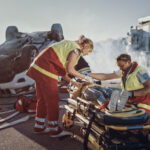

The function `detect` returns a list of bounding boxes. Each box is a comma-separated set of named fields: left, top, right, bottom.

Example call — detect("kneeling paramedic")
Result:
left=90, top=53, right=150, bottom=114
left=26, top=35, right=93, bottom=137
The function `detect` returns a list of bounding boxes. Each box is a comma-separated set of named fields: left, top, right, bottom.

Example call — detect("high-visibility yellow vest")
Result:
left=31, top=40, right=82, bottom=80
left=121, top=66, right=147, bottom=91
left=120, top=66, right=150, bottom=113
left=51, top=40, right=82, bottom=68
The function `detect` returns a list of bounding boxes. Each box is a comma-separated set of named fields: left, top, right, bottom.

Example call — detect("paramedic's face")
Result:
left=117, top=60, right=131, bottom=72
left=82, top=44, right=93, bottom=56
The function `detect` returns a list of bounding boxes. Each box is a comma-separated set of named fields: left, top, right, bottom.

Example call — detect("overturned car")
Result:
left=0, top=24, right=91, bottom=97
left=0, top=24, right=64, bottom=97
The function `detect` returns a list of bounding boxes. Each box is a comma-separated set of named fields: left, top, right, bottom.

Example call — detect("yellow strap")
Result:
left=105, top=109, right=146, bottom=118
left=138, top=103, right=150, bottom=110
left=32, top=64, right=58, bottom=80
left=105, top=124, right=150, bottom=131
left=88, top=134, right=101, bottom=150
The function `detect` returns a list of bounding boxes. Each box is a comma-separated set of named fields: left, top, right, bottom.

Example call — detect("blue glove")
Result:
left=82, top=72, right=90, bottom=77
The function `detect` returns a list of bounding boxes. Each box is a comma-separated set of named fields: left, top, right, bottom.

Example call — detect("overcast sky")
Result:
left=0, top=0, right=150, bottom=43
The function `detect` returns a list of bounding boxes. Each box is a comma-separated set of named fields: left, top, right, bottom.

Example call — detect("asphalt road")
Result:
left=0, top=93, right=89, bottom=150
left=0, top=82, right=121, bottom=150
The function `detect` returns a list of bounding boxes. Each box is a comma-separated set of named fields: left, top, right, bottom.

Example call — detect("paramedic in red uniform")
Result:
left=90, top=53, right=150, bottom=114
left=26, top=35, right=93, bottom=137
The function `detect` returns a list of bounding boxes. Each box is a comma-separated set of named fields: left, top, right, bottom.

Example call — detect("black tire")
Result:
left=6, top=26, right=19, bottom=41
left=47, top=23, right=64, bottom=42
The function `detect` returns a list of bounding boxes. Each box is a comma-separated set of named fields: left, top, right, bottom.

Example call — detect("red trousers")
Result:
left=129, top=94, right=150, bottom=114
left=35, top=72, right=59, bottom=121
left=26, top=47, right=66, bottom=130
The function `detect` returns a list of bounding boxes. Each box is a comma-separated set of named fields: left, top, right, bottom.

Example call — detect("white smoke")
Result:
left=84, top=38, right=127, bottom=73
left=126, top=48, right=150, bottom=72
left=84, top=37, right=150, bottom=74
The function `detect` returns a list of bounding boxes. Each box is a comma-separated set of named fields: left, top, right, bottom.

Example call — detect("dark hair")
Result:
left=116, top=53, right=131, bottom=62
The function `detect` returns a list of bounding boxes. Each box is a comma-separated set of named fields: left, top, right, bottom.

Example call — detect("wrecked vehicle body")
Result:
left=0, top=24, right=64, bottom=97
left=0, top=24, right=91, bottom=97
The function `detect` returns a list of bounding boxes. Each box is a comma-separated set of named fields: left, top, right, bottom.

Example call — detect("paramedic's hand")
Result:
left=84, top=76, right=93, bottom=83
left=70, top=80, right=82, bottom=88
left=73, top=82, right=82, bottom=88
left=76, top=82, right=83, bottom=88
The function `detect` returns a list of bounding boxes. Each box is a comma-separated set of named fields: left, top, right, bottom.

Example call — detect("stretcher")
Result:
left=62, top=83, right=150, bottom=150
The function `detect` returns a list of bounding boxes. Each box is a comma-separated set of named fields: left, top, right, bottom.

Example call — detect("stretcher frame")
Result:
left=63, top=96, right=150, bottom=150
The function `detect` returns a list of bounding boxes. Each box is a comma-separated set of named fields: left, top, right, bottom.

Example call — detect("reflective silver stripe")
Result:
left=18, top=99, right=22, bottom=105
left=49, top=126, right=58, bottom=131
left=28, top=109, right=36, bottom=113
left=35, top=117, right=45, bottom=122
left=78, top=67, right=91, bottom=73
left=34, top=123, right=44, bottom=129
left=48, top=121, right=58, bottom=125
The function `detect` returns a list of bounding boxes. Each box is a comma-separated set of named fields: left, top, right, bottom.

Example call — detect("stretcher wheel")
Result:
left=62, top=112, right=73, bottom=128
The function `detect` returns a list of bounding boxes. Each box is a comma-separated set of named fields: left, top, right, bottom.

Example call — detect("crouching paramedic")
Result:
left=90, top=53, right=150, bottom=114
left=26, top=35, right=93, bottom=137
